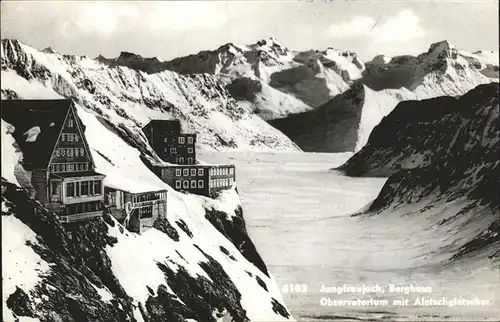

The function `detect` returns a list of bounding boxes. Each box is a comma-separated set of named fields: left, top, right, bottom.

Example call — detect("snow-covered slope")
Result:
left=1, top=38, right=299, bottom=152
left=270, top=84, right=416, bottom=152
left=100, top=37, right=365, bottom=111
left=1, top=99, right=294, bottom=321
left=355, top=85, right=416, bottom=150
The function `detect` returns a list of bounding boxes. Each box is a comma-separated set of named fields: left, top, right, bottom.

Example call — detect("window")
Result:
left=164, top=138, right=168, bottom=143
left=188, top=147, right=193, bottom=153
left=178, top=137, right=185, bottom=144
left=170, top=147, right=177, bottom=154
left=69, top=149, right=74, bottom=157
left=67, top=182, right=75, bottom=197
left=190, top=180, right=196, bottom=188
left=75, top=182, right=80, bottom=197
left=175, top=180, right=181, bottom=189
left=229, top=178, right=234, bottom=185
left=61, top=134, right=65, bottom=142
left=81, top=181, right=89, bottom=196
left=51, top=182, right=58, bottom=195
left=140, top=206, right=153, bottom=219
left=188, top=157, right=193, bottom=164
left=178, top=157, right=184, bottom=164
left=75, top=134, right=79, bottom=142
left=175, top=169, right=182, bottom=176
left=230, top=168, right=234, bottom=175
left=61, top=149, right=66, bottom=157
left=55, top=149, right=60, bottom=157
left=187, top=137, right=193, bottom=144
left=68, top=118, right=74, bottom=127
left=190, top=169, right=196, bottom=176
left=183, top=169, right=189, bottom=176
left=198, top=180, right=204, bottom=188
left=80, top=148, right=84, bottom=156
left=75, top=149, right=80, bottom=157
left=68, top=134, right=73, bottom=142
left=68, top=164, right=74, bottom=172
left=198, top=169, right=204, bottom=176
left=94, top=180, right=101, bottom=195
left=84, top=163, right=89, bottom=170
left=183, top=181, right=189, bottom=189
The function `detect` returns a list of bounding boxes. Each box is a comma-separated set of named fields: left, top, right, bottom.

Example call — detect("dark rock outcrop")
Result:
left=205, top=205, right=270, bottom=277
left=1, top=180, right=135, bottom=321
left=269, top=83, right=365, bottom=152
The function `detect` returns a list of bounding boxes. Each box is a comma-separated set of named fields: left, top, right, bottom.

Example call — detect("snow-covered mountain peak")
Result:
left=253, top=37, right=289, bottom=57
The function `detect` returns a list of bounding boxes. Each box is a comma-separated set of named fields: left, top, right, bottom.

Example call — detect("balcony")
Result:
left=132, top=199, right=165, bottom=209
left=59, top=211, right=103, bottom=224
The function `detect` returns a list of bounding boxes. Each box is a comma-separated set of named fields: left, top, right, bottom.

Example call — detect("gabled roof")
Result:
left=1, top=99, right=72, bottom=169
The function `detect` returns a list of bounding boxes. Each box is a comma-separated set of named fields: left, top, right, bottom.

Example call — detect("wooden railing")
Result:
left=132, top=199, right=165, bottom=209
left=59, top=211, right=103, bottom=224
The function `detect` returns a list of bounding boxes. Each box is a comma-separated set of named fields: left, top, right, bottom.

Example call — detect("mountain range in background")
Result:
left=2, top=37, right=498, bottom=154
left=1, top=35, right=499, bottom=322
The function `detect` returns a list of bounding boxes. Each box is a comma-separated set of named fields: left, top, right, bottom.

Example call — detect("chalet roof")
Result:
left=1, top=99, right=72, bottom=169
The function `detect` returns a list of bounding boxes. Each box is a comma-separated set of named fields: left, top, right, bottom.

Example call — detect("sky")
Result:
left=1, top=1, right=498, bottom=62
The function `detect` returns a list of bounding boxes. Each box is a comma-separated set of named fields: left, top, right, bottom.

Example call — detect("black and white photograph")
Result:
left=1, top=1, right=499, bottom=321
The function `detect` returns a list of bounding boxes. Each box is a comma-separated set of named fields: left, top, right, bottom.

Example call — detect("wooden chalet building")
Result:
left=143, top=120, right=196, bottom=165
left=105, top=185, right=167, bottom=234
left=1, top=99, right=106, bottom=223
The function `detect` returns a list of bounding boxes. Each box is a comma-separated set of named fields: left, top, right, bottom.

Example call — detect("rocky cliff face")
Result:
left=340, top=83, right=499, bottom=262
left=272, top=41, right=498, bottom=152
left=1, top=38, right=299, bottom=152
left=339, top=83, right=499, bottom=178
left=2, top=180, right=292, bottom=322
